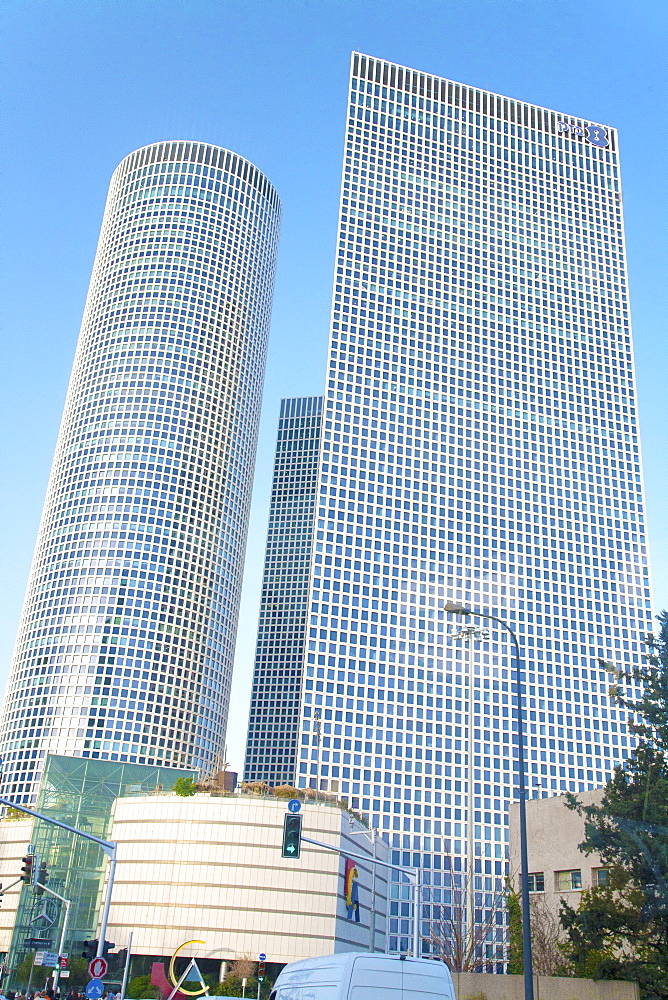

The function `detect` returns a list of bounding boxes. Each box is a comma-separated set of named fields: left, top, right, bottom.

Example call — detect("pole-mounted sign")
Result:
left=89, top=956, right=108, bottom=980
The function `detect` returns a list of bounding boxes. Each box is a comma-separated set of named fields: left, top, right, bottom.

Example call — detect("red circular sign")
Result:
left=88, top=957, right=108, bottom=979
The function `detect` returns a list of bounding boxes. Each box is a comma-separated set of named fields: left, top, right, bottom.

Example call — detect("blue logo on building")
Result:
left=585, top=123, right=609, bottom=148
left=558, top=120, right=609, bottom=148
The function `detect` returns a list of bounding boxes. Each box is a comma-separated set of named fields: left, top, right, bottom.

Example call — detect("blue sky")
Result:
left=1, top=0, right=665, bottom=772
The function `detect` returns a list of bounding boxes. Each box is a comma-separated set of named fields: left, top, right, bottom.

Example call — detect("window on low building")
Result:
left=555, top=869, right=582, bottom=891
left=527, top=872, right=545, bottom=892
left=592, top=867, right=608, bottom=887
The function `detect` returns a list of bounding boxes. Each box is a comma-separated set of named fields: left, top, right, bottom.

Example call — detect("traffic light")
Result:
left=34, top=861, right=48, bottom=895
left=20, top=854, right=34, bottom=884
left=81, top=940, right=98, bottom=961
left=257, top=961, right=266, bottom=982
left=281, top=813, right=302, bottom=858
left=102, top=940, right=116, bottom=956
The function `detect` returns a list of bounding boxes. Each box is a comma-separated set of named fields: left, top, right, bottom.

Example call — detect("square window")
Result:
left=555, top=869, right=582, bottom=891
left=592, top=867, right=608, bottom=887
left=527, top=872, right=545, bottom=893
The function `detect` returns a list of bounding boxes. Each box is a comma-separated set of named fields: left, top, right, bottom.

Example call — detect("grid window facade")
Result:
left=244, top=397, right=323, bottom=786
left=0, top=142, right=281, bottom=801
left=294, top=53, right=653, bottom=962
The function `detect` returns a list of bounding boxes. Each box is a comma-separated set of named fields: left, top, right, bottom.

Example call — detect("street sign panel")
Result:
left=34, top=953, right=45, bottom=967
left=287, top=799, right=301, bottom=813
left=59, top=971, right=70, bottom=978
left=259, top=953, right=266, bottom=961
left=88, top=956, right=108, bottom=979
left=42, top=952, right=59, bottom=968
left=86, top=979, right=105, bottom=999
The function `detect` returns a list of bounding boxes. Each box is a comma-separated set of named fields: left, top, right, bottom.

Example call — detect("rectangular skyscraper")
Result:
left=243, top=54, right=651, bottom=971
left=250, top=53, right=653, bottom=961
left=245, top=397, right=323, bottom=786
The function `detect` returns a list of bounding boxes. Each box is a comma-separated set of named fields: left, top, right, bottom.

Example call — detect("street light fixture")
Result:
left=444, top=603, right=533, bottom=1000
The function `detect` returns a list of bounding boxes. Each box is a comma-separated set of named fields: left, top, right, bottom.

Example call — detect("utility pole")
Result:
left=119, top=931, right=133, bottom=1000
left=313, top=709, right=322, bottom=803
left=38, top=884, right=71, bottom=993
left=448, top=622, right=488, bottom=966
left=445, top=604, right=534, bottom=1000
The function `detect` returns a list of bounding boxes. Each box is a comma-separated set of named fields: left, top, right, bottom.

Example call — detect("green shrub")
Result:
left=128, top=974, right=160, bottom=999
left=173, top=776, right=198, bottom=797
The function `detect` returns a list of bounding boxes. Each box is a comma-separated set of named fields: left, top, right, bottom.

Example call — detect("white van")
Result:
left=269, top=952, right=456, bottom=1000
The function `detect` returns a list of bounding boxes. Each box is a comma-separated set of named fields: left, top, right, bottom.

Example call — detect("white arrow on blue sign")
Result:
left=86, top=980, right=105, bottom=999
left=287, top=799, right=301, bottom=813
left=259, top=953, right=266, bottom=961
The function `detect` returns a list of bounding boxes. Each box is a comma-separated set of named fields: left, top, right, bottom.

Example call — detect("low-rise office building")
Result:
left=509, top=789, right=605, bottom=918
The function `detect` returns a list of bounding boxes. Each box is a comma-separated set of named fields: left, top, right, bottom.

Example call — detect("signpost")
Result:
left=257, top=954, right=266, bottom=1000
left=33, top=952, right=60, bottom=969
left=89, top=956, right=108, bottom=980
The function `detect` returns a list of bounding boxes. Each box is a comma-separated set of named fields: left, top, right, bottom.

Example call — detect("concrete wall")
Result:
left=453, top=972, right=638, bottom=1000
left=0, top=818, right=33, bottom=954
left=105, top=792, right=389, bottom=965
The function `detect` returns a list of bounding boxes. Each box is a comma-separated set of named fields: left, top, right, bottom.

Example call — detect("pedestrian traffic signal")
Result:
left=281, top=813, right=302, bottom=858
left=20, top=854, right=34, bottom=884
left=34, top=861, right=48, bottom=895
left=82, top=939, right=98, bottom=961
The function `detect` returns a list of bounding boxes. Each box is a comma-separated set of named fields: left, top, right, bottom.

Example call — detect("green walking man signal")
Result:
left=281, top=813, right=302, bottom=858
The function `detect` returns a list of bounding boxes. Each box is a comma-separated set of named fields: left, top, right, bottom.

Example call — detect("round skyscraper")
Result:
left=0, top=141, right=281, bottom=798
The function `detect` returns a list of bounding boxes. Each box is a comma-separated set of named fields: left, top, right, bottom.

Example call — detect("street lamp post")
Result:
left=313, top=709, right=322, bottom=802
left=444, top=604, right=533, bottom=1000
left=447, top=623, right=488, bottom=969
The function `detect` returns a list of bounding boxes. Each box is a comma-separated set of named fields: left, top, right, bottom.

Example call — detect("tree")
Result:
left=507, top=883, right=523, bottom=975
left=13, top=955, right=35, bottom=989
left=506, top=883, right=568, bottom=976
left=65, top=956, right=91, bottom=989
left=426, top=867, right=506, bottom=972
left=560, top=611, right=668, bottom=1000
left=128, top=974, right=160, bottom=999
left=529, top=895, right=569, bottom=976
left=173, top=776, right=198, bottom=797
